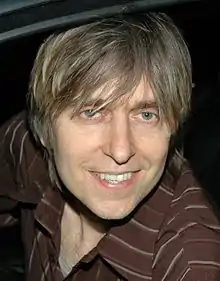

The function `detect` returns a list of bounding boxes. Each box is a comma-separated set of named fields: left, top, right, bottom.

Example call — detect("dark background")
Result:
left=0, top=0, right=220, bottom=280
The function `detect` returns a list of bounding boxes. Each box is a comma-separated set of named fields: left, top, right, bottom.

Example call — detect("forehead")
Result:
left=87, top=78, right=155, bottom=107
left=127, top=79, right=155, bottom=105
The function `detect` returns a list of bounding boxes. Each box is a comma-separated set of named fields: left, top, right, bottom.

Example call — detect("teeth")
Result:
left=97, top=172, right=132, bottom=183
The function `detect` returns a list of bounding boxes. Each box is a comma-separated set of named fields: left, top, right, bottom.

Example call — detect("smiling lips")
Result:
left=96, top=172, right=132, bottom=184
left=92, top=171, right=139, bottom=188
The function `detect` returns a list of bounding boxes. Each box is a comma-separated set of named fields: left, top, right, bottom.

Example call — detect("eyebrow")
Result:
left=82, top=99, right=106, bottom=108
left=82, top=99, right=158, bottom=111
left=132, top=100, right=158, bottom=110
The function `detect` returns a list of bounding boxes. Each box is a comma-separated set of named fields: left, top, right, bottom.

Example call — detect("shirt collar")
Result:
left=34, top=184, right=64, bottom=236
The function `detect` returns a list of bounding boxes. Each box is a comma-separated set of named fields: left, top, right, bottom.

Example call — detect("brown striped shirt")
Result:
left=1, top=111, right=220, bottom=281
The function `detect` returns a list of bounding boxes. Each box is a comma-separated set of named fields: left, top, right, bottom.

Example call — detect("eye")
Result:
left=80, top=109, right=101, bottom=119
left=141, top=111, right=158, bottom=122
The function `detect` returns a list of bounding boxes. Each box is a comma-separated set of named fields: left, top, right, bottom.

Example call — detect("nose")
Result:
left=103, top=114, right=135, bottom=165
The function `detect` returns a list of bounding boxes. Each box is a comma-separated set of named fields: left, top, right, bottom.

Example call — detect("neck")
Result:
left=77, top=200, right=108, bottom=243
left=61, top=197, right=109, bottom=251
left=60, top=193, right=110, bottom=269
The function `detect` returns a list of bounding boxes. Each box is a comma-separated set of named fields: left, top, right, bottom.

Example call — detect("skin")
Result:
left=52, top=79, right=171, bottom=221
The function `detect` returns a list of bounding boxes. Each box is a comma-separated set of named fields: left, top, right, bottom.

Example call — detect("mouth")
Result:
left=90, top=171, right=140, bottom=189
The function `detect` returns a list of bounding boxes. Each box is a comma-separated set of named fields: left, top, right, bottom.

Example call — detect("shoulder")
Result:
left=0, top=111, right=31, bottom=156
left=153, top=165, right=220, bottom=280
left=0, top=111, right=49, bottom=203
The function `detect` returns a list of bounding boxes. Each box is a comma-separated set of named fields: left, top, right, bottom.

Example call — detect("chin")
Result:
left=91, top=203, right=136, bottom=221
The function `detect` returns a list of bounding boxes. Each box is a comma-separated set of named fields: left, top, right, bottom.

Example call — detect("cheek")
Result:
left=137, top=132, right=170, bottom=162
left=53, top=124, right=105, bottom=163
left=52, top=130, right=86, bottom=186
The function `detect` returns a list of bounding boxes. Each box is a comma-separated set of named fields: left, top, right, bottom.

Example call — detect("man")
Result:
left=0, top=12, right=220, bottom=281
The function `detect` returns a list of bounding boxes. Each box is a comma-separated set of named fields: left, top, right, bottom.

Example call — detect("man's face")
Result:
left=52, top=80, right=171, bottom=220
